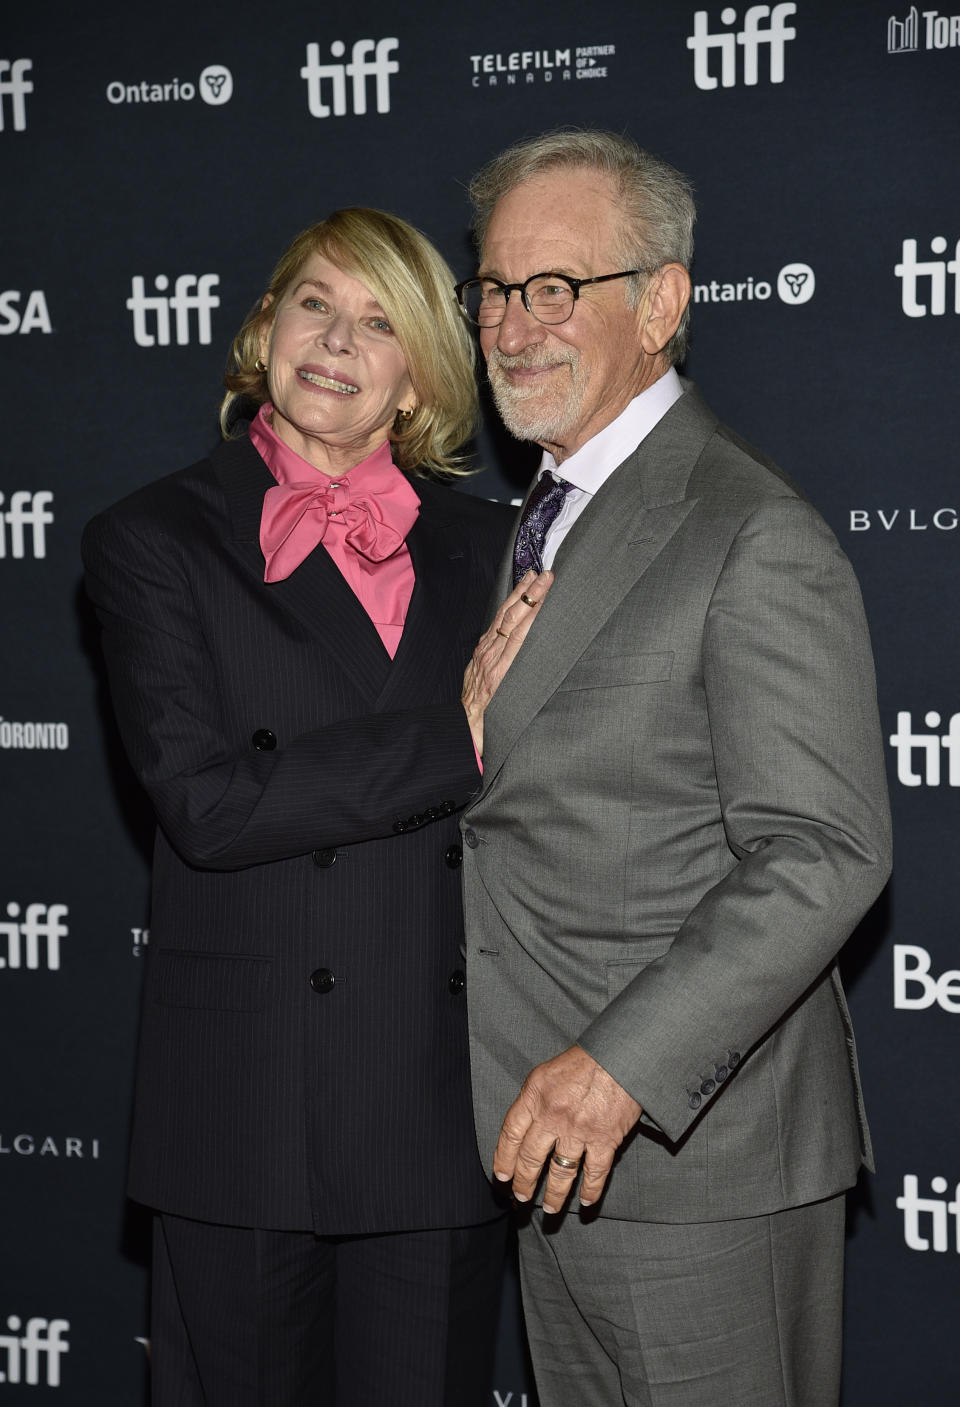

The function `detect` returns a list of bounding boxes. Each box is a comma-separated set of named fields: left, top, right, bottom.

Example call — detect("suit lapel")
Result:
left=480, top=386, right=717, bottom=782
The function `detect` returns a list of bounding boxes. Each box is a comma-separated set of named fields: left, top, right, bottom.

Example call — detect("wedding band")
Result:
left=551, top=1151, right=580, bottom=1170
left=496, top=627, right=510, bottom=638
left=520, top=593, right=537, bottom=607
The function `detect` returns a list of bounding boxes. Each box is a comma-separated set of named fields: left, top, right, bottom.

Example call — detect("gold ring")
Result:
left=496, top=628, right=510, bottom=638
left=550, top=1151, right=580, bottom=1170
left=520, top=593, right=537, bottom=607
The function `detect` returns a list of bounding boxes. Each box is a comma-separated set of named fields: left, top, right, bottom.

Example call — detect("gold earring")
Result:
left=255, top=357, right=268, bottom=372
left=398, top=407, right=414, bottom=422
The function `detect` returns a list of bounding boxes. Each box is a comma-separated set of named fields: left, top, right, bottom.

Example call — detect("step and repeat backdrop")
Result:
left=2, top=0, right=958, bottom=1400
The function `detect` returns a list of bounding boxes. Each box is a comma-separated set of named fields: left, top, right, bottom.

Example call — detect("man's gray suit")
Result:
left=463, top=383, right=891, bottom=1225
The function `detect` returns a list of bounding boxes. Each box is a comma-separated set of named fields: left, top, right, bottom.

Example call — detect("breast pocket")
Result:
left=557, top=651, right=674, bottom=692
left=150, top=949, right=273, bottom=1012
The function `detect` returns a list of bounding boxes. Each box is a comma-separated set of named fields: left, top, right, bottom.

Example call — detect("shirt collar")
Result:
left=540, top=367, right=685, bottom=494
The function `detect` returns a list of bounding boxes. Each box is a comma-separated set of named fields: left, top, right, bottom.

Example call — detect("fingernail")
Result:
left=514, top=1192, right=529, bottom=1203
left=543, top=1204, right=556, bottom=1214
left=494, top=1171, right=511, bottom=1182
left=579, top=1198, right=593, bottom=1207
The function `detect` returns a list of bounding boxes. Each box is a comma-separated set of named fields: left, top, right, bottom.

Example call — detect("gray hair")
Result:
left=469, top=128, right=695, bottom=364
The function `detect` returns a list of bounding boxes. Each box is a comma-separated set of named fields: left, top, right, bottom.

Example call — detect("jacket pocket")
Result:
left=557, top=651, right=674, bottom=692
left=150, top=949, right=273, bottom=1012
left=605, top=938, right=675, bottom=997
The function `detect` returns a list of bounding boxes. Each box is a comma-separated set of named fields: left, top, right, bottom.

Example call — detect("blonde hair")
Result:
left=221, top=208, right=477, bottom=477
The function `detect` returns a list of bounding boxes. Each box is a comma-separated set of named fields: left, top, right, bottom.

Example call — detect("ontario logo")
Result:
left=106, top=63, right=233, bottom=106
left=692, top=261, right=815, bottom=305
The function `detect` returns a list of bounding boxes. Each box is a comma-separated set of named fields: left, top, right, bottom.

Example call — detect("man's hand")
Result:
left=493, top=1045, right=643, bottom=1213
left=461, top=569, right=553, bottom=755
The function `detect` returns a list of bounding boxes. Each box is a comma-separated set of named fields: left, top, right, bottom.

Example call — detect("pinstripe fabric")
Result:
left=152, top=1212, right=506, bottom=1406
left=82, top=432, right=515, bottom=1235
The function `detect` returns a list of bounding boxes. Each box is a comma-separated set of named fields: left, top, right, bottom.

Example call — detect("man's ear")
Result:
left=638, top=264, right=691, bottom=356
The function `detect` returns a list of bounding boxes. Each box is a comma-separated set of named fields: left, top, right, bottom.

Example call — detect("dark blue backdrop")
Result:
left=2, top=1, right=958, bottom=1400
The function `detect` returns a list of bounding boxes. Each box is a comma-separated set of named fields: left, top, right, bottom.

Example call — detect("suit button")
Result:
left=439, top=800, right=456, bottom=816
left=700, top=1079, right=716, bottom=1096
left=424, top=807, right=440, bottom=821
left=463, top=828, right=479, bottom=848
left=715, top=1065, right=729, bottom=1082
left=309, top=968, right=335, bottom=994
left=729, top=1051, right=741, bottom=1067
left=392, top=819, right=408, bottom=833
left=312, top=848, right=337, bottom=868
left=252, top=729, right=276, bottom=751
left=445, top=844, right=463, bottom=869
left=448, top=969, right=466, bottom=995
left=688, top=1092, right=702, bottom=1110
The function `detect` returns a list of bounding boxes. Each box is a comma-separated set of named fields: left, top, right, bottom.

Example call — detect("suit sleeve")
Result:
left=82, top=508, right=481, bottom=871
left=578, top=495, right=892, bottom=1142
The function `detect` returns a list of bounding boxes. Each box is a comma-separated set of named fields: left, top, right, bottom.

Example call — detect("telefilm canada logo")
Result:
left=0, top=492, right=54, bottom=559
left=468, top=42, right=617, bottom=89
left=0, top=58, right=32, bottom=131
left=0, top=1316, right=69, bottom=1387
left=895, top=237, right=960, bottom=316
left=888, top=6, right=960, bottom=51
left=0, top=903, right=67, bottom=971
left=106, top=63, right=233, bottom=107
left=888, top=711, right=960, bottom=787
left=301, top=39, right=399, bottom=116
left=127, top=274, right=220, bottom=346
left=692, top=261, right=815, bottom=306
left=687, top=4, right=797, bottom=89
left=897, top=1175, right=960, bottom=1252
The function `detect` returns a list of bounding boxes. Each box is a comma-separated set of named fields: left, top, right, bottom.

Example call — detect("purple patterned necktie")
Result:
left=512, top=472, right=574, bottom=585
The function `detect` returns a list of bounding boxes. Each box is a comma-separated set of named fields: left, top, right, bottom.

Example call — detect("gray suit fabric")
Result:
left=463, top=383, right=892, bottom=1226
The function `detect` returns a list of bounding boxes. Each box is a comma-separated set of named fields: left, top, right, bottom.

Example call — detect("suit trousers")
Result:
left=151, top=1211, right=506, bottom=1406
left=515, top=1194, right=846, bottom=1407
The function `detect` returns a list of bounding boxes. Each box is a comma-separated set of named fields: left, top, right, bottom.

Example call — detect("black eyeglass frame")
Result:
left=453, top=268, right=649, bottom=327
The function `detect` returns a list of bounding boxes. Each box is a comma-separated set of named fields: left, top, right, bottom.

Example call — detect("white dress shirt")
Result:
left=537, top=367, right=685, bottom=569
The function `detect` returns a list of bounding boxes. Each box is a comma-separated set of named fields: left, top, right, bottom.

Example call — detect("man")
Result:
left=457, top=130, right=891, bottom=1407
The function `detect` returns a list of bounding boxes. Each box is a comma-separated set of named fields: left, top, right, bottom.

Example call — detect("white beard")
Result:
left=487, top=346, right=587, bottom=445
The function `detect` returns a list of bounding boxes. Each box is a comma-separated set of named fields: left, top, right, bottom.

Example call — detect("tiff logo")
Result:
left=897, top=1175, right=960, bottom=1252
left=895, top=237, right=960, bottom=315
left=0, top=59, right=32, bottom=132
left=687, top=4, right=797, bottom=88
left=0, top=491, right=54, bottom=559
left=894, top=944, right=960, bottom=1012
left=301, top=38, right=399, bottom=117
left=888, top=710, right=960, bottom=786
left=0, top=1316, right=69, bottom=1386
left=0, top=903, right=67, bottom=970
left=126, top=274, right=220, bottom=346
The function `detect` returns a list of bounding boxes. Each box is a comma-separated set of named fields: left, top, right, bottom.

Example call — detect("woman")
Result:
left=82, top=209, right=518, bottom=1406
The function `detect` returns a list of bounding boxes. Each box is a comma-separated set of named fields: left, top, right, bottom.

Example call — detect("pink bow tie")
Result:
left=260, top=475, right=419, bottom=583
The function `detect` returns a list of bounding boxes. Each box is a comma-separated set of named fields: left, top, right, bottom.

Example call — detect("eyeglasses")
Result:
left=454, top=268, right=646, bottom=327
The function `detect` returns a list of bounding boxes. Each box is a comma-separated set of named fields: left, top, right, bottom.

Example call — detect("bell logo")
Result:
left=686, top=4, right=797, bottom=89
left=893, top=945, right=960, bottom=1012
left=301, top=38, right=400, bottom=117
left=126, top=274, right=220, bottom=346
left=0, top=1316, right=69, bottom=1386
left=0, top=58, right=32, bottom=132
